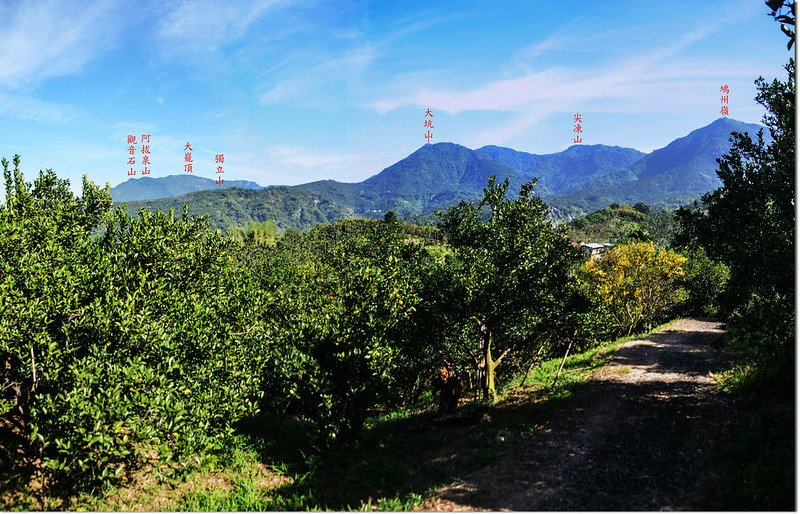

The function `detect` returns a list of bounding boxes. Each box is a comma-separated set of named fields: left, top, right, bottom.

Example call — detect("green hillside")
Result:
left=566, top=203, right=677, bottom=247
left=122, top=186, right=356, bottom=232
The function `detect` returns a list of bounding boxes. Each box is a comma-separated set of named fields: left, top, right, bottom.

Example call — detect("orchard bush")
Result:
left=0, top=158, right=267, bottom=493
left=248, top=219, right=425, bottom=445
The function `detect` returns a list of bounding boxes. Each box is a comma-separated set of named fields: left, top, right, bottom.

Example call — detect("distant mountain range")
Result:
left=114, top=117, right=766, bottom=230
left=110, top=175, right=262, bottom=202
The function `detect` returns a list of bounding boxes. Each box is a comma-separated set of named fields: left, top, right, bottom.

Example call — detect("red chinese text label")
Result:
left=720, top=84, right=729, bottom=116
left=184, top=142, right=193, bottom=173
left=424, top=109, right=434, bottom=143
left=215, top=153, right=225, bottom=186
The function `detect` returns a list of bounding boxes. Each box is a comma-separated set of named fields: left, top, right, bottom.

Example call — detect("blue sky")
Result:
left=0, top=0, right=791, bottom=190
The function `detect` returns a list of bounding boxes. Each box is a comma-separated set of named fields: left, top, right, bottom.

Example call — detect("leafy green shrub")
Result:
left=250, top=219, right=425, bottom=445
left=1, top=159, right=267, bottom=494
left=727, top=292, right=794, bottom=383
left=680, top=247, right=730, bottom=316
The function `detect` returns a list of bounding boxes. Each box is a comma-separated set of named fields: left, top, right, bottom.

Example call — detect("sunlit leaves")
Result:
left=582, top=241, right=687, bottom=335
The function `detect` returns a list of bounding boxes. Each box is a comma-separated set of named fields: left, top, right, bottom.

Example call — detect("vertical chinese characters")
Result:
left=141, top=134, right=151, bottom=175
left=184, top=142, right=193, bottom=173
left=573, top=113, right=583, bottom=144
left=127, top=134, right=137, bottom=176
left=215, top=153, right=225, bottom=186
left=424, top=109, right=434, bottom=143
left=720, top=84, right=730, bottom=116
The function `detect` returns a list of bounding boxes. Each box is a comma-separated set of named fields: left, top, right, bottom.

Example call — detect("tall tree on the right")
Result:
left=676, top=1, right=795, bottom=378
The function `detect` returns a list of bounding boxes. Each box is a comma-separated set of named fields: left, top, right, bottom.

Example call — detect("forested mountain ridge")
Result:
left=475, top=143, right=646, bottom=196
left=110, top=174, right=263, bottom=202
left=117, top=118, right=765, bottom=230
left=123, top=186, right=356, bottom=232
left=554, top=117, right=767, bottom=212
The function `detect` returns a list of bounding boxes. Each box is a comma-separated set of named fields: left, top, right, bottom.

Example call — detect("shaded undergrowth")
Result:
left=716, top=364, right=795, bottom=511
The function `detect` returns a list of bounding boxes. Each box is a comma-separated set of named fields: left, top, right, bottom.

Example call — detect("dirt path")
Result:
left=420, top=318, right=734, bottom=511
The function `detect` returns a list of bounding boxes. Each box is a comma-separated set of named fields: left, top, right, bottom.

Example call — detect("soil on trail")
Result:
left=420, top=318, right=735, bottom=511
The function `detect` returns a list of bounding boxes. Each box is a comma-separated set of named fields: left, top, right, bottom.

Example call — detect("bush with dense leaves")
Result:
left=0, top=158, right=267, bottom=492
left=679, top=247, right=730, bottom=317
left=581, top=241, right=687, bottom=335
left=247, top=219, right=426, bottom=445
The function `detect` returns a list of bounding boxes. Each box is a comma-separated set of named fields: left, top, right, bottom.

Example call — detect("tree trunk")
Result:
left=551, top=339, right=574, bottom=389
left=480, top=323, right=497, bottom=401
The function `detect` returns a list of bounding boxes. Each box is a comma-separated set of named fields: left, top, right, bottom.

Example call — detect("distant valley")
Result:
left=113, top=117, right=765, bottom=231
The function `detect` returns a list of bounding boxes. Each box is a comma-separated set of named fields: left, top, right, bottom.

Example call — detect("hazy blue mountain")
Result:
left=124, top=186, right=355, bottom=232
left=117, top=117, right=765, bottom=230
left=631, top=117, right=764, bottom=181
left=476, top=144, right=645, bottom=196
left=110, top=174, right=263, bottom=202
left=556, top=118, right=767, bottom=212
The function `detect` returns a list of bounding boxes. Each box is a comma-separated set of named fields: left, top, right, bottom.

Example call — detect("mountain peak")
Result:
left=697, top=117, right=764, bottom=135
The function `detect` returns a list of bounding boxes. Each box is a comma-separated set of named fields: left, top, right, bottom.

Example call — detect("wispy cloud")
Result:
left=510, top=16, right=592, bottom=69
left=156, top=0, right=285, bottom=46
left=368, top=14, right=756, bottom=146
left=0, top=1, right=122, bottom=89
left=154, top=0, right=293, bottom=74
left=257, top=9, right=456, bottom=110
left=371, top=22, right=721, bottom=115
left=0, top=92, right=83, bottom=124
left=258, top=45, right=376, bottom=106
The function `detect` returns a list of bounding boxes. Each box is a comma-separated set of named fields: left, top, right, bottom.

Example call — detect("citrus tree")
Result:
left=438, top=177, right=584, bottom=400
left=250, top=218, right=425, bottom=445
left=0, top=158, right=267, bottom=493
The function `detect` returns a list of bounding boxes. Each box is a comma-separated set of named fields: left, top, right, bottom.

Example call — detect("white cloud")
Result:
left=155, top=0, right=292, bottom=67
left=0, top=1, right=122, bottom=89
left=367, top=15, right=760, bottom=146
left=256, top=10, right=455, bottom=109
left=258, top=45, right=376, bottom=106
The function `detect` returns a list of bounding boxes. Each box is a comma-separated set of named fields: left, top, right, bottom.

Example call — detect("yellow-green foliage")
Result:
left=582, top=241, right=687, bottom=335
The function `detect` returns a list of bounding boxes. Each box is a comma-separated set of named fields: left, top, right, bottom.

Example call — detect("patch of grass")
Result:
left=359, top=492, right=425, bottom=511
left=507, top=319, right=679, bottom=394
left=176, top=475, right=317, bottom=512
left=613, top=365, right=633, bottom=375
left=72, top=435, right=301, bottom=512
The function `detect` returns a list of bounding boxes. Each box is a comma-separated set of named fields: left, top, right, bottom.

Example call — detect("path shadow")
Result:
left=234, top=380, right=592, bottom=509
left=610, top=325, right=731, bottom=379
